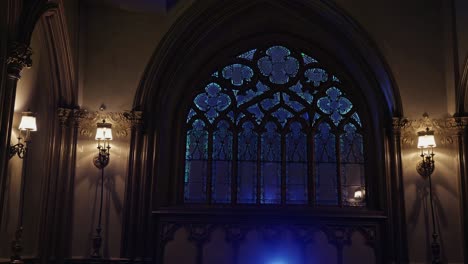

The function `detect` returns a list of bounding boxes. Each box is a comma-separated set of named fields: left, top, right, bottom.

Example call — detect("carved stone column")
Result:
left=0, top=42, right=32, bottom=242
left=447, top=116, right=468, bottom=262
left=389, top=117, right=409, bottom=263
left=120, top=111, right=151, bottom=260
left=38, top=107, right=80, bottom=264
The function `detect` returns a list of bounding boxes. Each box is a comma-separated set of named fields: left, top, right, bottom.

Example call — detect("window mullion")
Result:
left=256, top=133, right=262, bottom=204
left=281, top=132, right=286, bottom=204
left=336, top=132, right=343, bottom=207
left=308, top=127, right=315, bottom=207
left=207, top=129, right=214, bottom=204
left=232, top=128, right=238, bottom=204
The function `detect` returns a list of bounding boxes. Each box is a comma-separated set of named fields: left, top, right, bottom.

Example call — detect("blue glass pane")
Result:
left=236, top=112, right=245, bottom=125
left=314, top=122, right=338, bottom=205
left=247, top=104, right=264, bottom=124
left=352, top=112, right=362, bottom=127
left=256, top=81, right=270, bottom=92
left=317, top=87, right=353, bottom=126
left=340, top=123, right=363, bottom=163
left=185, top=120, right=208, bottom=160
left=238, top=122, right=257, bottom=160
left=184, top=160, right=207, bottom=202
left=341, top=164, right=365, bottom=207
left=305, top=68, right=328, bottom=87
left=186, top=108, right=196, bottom=123
left=260, top=93, right=280, bottom=111
left=227, top=111, right=234, bottom=122
left=213, top=121, right=232, bottom=160
left=301, top=52, right=318, bottom=65
left=286, top=122, right=307, bottom=204
left=194, top=83, right=231, bottom=123
left=212, top=121, right=232, bottom=203
left=237, top=49, right=257, bottom=60
left=311, top=113, right=321, bottom=126
left=222, top=64, right=254, bottom=86
left=236, top=82, right=269, bottom=106
left=258, top=46, right=299, bottom=84
left=283, top=93, right=305, bottom=112
left=261, top=122, right=281, bottom=204
left=272, top=107, right=293, bottom=127
left=340, top=123, right=365, bottom=206
left=185, top=119, right=208, bottom=202
left=238, top=122, right=258, bottom=203
left=289, top=82, right=313, bottom=104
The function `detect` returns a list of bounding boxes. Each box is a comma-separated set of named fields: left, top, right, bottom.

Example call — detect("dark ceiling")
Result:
left=86, top=0, right=179, bottom=13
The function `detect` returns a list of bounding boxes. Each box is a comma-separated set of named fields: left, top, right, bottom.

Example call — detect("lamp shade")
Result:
left=19, top=114, right=37, bottom=131
left=95, top=121, right=113, bottom=140
left=417, top=129, right=436, bottom=148
left=354, top=187, right=365, bottom=201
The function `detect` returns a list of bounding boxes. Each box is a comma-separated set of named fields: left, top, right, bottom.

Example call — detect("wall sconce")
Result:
left=9, top=111, right=37, bottom=263
left=353, top=187, right=365, bottom=202
left=93, top=119, right=113, bottom=169
left=9, top=111, right=37, bottom=159
left=347, top=186, right=366, bottom=206
left=91, top=119, right=112, bottom=258
left=417, top=127, right=436, bottom=178
left=416, top=126, right=440, bottom=264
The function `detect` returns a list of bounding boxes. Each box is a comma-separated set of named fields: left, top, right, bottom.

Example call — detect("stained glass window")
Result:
left=184, top=45, right=366, bottom=207
left=286, top=122, right=308, bottom=204
left=261, top=122, right=281, bottom=204
left=212, top=120, right=233, bottom=203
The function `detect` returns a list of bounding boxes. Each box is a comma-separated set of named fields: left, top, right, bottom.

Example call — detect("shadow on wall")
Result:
left=404, top=148, right=459, bottom=263
left=74, top=138, right=127, bottom=257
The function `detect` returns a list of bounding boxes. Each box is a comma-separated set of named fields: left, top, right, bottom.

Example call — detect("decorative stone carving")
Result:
left=72, top=109, right=89, bottom=128
left=160, top=223, right=181, bottom=244
left=57, top=107, right=73, bottom=126
left=158, top=222, right=378, bottom=248
left=6, top=42, right=33, bottom=79
left=72, top=110, right=139, bottom=139
left=188, top=224, right=213, bottom=244
left=400, top=114, right=467, bottom=147
left=325, top=225, right=352, bottom=246
left=123, top=111, right=144, bottom=128
left=225, top=225, right=248, bottom=244
left=356, top=226, right=378, bottom=248
left=292, top=225, right=316, bottom=244
left=445, top=117, right=468, bottom=131
left=259, top=226, right=283, bottom=243
left=392, top=117, right=409, bottom=133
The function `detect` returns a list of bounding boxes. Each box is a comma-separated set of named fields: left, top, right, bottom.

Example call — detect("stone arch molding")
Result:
left=125, top=0, right=405, bottom=261
left=1, top=0, right=79, bottom=262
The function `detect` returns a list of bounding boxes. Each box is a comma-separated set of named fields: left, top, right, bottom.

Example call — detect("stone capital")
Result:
left=57, top=107, right=73, bottom=126
left=6, top=42, right=32, bottom=80
left=123, top=111, right=144, bottom=129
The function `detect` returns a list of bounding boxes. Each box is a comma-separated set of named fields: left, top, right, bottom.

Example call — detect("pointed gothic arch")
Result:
left=126, top=0, right=406, bottom=262
left=0, top=1, right=79, bottom=262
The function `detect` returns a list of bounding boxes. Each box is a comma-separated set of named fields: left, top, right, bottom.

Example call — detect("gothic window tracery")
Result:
left=184, top=45, right=365, bottom=207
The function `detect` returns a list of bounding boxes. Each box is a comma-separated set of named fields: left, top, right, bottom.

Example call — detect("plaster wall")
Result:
left=0, top=21, right=52, bottom=258
left=70, top=1, right=194, bottom=257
